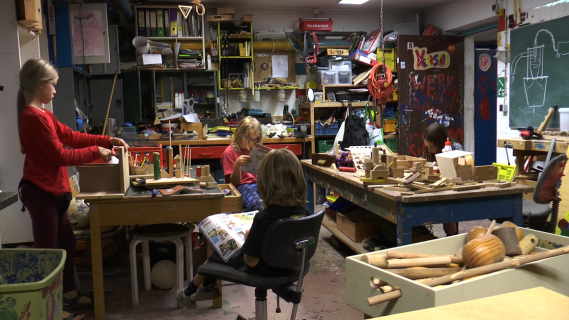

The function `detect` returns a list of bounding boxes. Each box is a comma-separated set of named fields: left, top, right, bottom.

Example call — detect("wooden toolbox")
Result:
left=346, top=228, right=569, bottom=318
left=217, top=183, right=242, bottom=213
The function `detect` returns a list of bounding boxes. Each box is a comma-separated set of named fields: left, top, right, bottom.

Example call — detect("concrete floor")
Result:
left=77, top=207, right=493, bottom=320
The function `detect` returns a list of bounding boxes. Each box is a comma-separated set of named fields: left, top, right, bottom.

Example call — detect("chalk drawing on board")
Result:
left=511, top=29, right=569, bottom=113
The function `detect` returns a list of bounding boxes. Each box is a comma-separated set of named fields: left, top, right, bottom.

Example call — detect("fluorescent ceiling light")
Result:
left=339, top=0, right=369, bottom=4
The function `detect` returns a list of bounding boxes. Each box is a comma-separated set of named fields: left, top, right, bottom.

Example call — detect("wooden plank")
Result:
left=384, top=186, right=410, bottom=192
left=413, top=186, right=453, bottom=194
left=453, top=184, right=483, bottom=192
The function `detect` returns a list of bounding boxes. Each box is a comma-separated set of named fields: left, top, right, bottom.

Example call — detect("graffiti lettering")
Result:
left=413, top=47, right=451, bottom=70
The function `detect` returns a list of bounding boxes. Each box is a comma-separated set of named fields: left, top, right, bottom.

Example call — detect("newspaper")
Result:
left=240, top=144, right=273, bottom=174
left=198, top=211, right=258, bottom=262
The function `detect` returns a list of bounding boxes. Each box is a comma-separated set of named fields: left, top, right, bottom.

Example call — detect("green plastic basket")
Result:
left=0, top=249, right=66, bottom=320
left=493, top=163, right=516, bottom=182
left=317, top=140, right=335, bottom=154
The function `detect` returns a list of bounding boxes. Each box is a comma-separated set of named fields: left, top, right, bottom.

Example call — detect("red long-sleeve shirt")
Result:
left=20, top=106, right=111, bottom=196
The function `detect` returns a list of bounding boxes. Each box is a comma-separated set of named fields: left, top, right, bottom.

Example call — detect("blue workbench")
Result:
left=302, top=160, right=533, bottom=246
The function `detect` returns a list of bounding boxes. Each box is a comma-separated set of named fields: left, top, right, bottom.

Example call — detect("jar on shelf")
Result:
left=239, top=90, right=248, bottom=102
left=277, top=89, right=285, bottom=102
left=253, top=89, right=261, bottom=102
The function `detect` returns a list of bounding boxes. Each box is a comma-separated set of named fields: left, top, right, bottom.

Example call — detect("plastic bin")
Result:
left=0, top=249, right=66, bottom=320
left=315, top=121, right=339, bottom=136
left=316, top=70, right=338, bottom=85
left=493, top=162, right=516, bottom=182
left=329, top=60, right=352, bottom=72
left=337, top=70, right=353, bottom=85
left=383, top=119, right=397, bottom=133
left=377, top=48, right=397, bottom=71
left=318, top=140, right=335, bottom=153
left=385, top=138, right=398, bottom=152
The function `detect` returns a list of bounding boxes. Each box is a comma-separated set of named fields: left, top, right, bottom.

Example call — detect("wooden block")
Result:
left=384, top=186, right=410, bottom=192
left=475, top=165, right=498, bottom=181
left=432, top=177, right=448, bottom=188
left=312, top=153, right=336, bottom=167
left=496, top=182, right=513, bottom=188
left=455, top=165, right=473, bottom=181
left=390, top=167, right=405, bottom=178
left=428, top=175, right=440, bottom=180
left=400, top=192, right=415, bottom=196
left=414, top=186, right=453, bottom=194
left=453, top=184, right=483, bottom=192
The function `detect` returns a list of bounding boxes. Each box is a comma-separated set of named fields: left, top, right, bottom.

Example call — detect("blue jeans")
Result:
left=236, top=183, right=264, bottom=212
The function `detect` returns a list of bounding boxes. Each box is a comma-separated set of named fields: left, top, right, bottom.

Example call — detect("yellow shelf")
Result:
left=299, top=101, right=368, bottom=108
left=220, top=56, right=252, bottom=59
left=317, top=84, right=366, bottom=89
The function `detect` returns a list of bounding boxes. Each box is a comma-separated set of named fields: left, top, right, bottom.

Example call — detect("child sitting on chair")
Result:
left=176, top=149, right=310, bottom=308
left=220, top=116, right=265, bottom=212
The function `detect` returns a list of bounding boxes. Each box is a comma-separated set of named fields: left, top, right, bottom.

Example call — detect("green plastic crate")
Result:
left=0, top=249, right=66, bottom=320
left=385, top=138, right=398, bottom=152
left=318, top=140, right=335, bottom=153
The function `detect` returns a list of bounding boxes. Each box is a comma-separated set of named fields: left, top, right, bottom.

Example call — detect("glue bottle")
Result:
left=442, top=138, right=452, bottom=153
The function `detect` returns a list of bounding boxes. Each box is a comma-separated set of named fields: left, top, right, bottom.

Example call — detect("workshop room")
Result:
left=2, top=0, right=569, bottom=319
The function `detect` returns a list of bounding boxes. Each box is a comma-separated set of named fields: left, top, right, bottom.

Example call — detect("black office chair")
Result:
left=197, top=209, right=325, bottom=320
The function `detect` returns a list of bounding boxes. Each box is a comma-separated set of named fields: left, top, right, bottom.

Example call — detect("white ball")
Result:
left=151, top=260, right=177, bottom=290
left=67, top=199, right=90, bottom=229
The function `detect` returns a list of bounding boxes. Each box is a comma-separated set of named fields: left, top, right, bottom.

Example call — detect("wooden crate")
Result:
left=336, top=211, right=379, bottom=243
left=346, top=228, right=569, bottom=318
left=218, top=183, right=242, bottom=213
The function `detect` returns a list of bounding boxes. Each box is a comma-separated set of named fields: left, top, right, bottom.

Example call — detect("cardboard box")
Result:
left=180, top=122, right=203, bottom=139
left=216, top=7, right=235, bottom=15
left=207, top=14, right=233, bottom=23
left=435, top=150, right=474, bottom=179
left=241, top=14, right=253, bottom=23
left=327, top=49, right=350, bottom=57
left=346, top=227, right=569, bottom=318
left=336, top=210, right=379, bottom=243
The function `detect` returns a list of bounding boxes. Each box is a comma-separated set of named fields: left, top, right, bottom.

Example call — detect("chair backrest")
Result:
left=260, top=209, right=325, bottom=269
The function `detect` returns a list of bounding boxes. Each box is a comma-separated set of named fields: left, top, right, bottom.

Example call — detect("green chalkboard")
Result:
left=509, top=15, right=569, bottom=129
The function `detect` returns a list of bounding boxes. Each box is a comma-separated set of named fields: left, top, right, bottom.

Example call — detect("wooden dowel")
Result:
left=388, top=267, right=462, bottom=280
left=372, top=278, right=388, bottom=288
left=387, top=251, right=463, bottom=264
left=486, top=220, right=497, bottom=235
left=168, top=147, right=174, bottom=178
left=179, top=145, right=183, bottom=176
left=387, top=256, right=451, bottom=269
left=361, top=254, right=388, bottom=268
left=519, top=234, right=538, bottom=255
left=379, top=285, right=400, bottom=293
left=423, top=246, right=569, bottom=287
left=368, top=290, right=402, bottom=306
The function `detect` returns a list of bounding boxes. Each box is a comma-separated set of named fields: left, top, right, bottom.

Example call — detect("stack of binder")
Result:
left=137, top=8, right=202, bottom=37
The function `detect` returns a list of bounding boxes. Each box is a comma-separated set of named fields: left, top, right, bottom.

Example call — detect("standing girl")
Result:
left=17, top=59, right=128, bottom=319
left=220, top=116, right=264, bottom=212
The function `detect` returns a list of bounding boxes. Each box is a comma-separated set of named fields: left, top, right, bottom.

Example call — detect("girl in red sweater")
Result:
left=17, top=59, right=128, bottom=319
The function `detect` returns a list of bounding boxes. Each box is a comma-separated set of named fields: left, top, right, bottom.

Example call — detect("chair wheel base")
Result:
left=236, top=315, right=247, bottom=320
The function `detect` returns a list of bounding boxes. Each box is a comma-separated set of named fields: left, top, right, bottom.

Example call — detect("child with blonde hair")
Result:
left=220, top=116, right=264, bottom=212
left=177, top=149, right=310, bottom=308
left=17, top=59, right=129, bottom=320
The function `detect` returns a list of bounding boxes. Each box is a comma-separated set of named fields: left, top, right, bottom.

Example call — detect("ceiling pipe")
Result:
left=457, top=23, right=498, bottom=37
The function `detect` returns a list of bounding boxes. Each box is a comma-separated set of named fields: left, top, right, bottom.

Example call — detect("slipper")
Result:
left=63, top=311, right=84, bottom=320
left=63, top=292, right=94, bottom=311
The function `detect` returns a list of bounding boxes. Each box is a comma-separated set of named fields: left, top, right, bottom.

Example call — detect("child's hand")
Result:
left=235, top=155, right=252, bottom=169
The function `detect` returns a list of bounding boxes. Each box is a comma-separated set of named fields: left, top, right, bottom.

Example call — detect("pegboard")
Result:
left=253, top=51, right=297, bottom=85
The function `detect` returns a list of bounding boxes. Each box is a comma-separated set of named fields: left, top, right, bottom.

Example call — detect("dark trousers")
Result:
left=236, top=183, right=264, bottom=212
left=20, top=183, right=76, bottom=293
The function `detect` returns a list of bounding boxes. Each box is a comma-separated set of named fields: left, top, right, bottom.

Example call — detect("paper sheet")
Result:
left=272, top=55, right=288, bottom=78
left=142, top=53, right=162, bottom=65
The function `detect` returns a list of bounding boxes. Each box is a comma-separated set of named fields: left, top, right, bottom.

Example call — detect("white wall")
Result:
left=463, top=36, right=475, bottom=154
left=423, top=0, right=498, bottom=32
left=0, top=2, right=36, bottom=244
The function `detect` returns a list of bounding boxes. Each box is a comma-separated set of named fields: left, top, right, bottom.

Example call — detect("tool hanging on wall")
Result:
left=367, top=0, right=393, bottom=109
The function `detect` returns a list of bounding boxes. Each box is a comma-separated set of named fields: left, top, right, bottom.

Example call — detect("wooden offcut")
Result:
left=492, top=227, right=522, bottom=256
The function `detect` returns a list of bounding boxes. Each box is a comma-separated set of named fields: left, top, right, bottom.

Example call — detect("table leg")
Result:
left=206, top=243, right=223, bottom=309
left=89, top=203, right=105, bottom=319
left=305, top=167, right=315, bottom=215
left=396, top=210, right=413, bottom=246
left=512, top=194, right=523, bottom=227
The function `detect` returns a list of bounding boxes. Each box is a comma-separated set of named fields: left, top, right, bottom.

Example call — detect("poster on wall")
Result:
left=68, top=4, right=110, bottom=65
left=397, top=35, right=464, bottom=157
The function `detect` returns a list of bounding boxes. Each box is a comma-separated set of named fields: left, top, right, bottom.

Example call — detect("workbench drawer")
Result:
left=218, top=183, right=242, bottom=213
left=346, top=228, right=569, bottom=317
left=265, top=144, right=302, bottom=156
left=183, top=146, right=227, bottom=159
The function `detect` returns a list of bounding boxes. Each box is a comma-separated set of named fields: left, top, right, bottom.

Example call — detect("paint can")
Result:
left=196, top=166, right=202, bottom=178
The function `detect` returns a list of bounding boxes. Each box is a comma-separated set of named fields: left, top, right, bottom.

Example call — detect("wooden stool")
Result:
left=129, top=223, right=195, bottom=308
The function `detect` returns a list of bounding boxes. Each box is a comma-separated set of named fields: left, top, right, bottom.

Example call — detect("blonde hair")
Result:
left=231, top=116, right=262, bottom=152
left=17, top=59, right=59, bottom=154
left=257, top=149, right=306, bottom=208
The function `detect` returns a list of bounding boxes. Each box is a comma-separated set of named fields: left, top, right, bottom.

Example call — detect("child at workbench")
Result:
left=423, top=122, right=464, bottom=236
left=17, top=59, right=129, bottom=320
left=176, top=148, right=310, bottom=308
left=220, top=116, right=264, bottom=212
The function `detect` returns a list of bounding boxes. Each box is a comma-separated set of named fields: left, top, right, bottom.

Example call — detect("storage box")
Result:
left=78, top=147, right=129, bottom=196
left=336, top=210, right=379, bottom=242
left=315, top=70, right=338, bottom=85
left=346, top=228, right=569, bottom=318
left=348, top=49, right=378, bottom=67
left=337, top=70, right=353, bottom=85
left=383, top=119, right=397, bottom=133
left=216, top=6, right=235, bottom=15
left=180, top=122, right=203, bottom=139
left=315, top=121, right=339, bottom=136
left=377, top=48, right=397, bottom=71
left=327, top=49, right=350, bottom=57
left=218, top=184, right=243, bottom=213
left=329, top=60, right=352, bottom=72
left=385, top=138, right=398, bottom=152
left=0, top=249, right=65, bottom=320
left=207, top=14, right=233, bottom=23
left=435, top=150, right=474, bottom=179
left=318, top=140, right=335, bottom=153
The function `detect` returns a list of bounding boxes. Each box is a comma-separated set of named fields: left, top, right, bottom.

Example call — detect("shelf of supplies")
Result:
left=257, top=87, right=298, bottom=90
left=299, top=101, right=368, bottom=108
left=219, top=88, right=253, bottom=90
left=317, top=84, right=366, bottom=89
left=220, top=56, right=253, bottom=59
left=322, top=215, right=366, bottom=254
left=141, top=68, right=208, bottom=72
left=228, top=33, right=253, bottom=39
left=145, top=37, right=204, bottom=41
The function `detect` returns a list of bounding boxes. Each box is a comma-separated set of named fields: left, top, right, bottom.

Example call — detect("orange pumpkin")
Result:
left=462, top=234, right=506, bottom=268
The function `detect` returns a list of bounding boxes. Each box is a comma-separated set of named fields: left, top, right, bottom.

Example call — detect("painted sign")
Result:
left=413, top=47, right=451, bottom=70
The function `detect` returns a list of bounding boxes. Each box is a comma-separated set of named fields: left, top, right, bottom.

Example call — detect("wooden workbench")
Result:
left=302, top=160, right=533, bottom=247
left=77, top=185, right=239, bottom=319
left=158, top=136, right=310, bottom=146
left=371, top=287, right=568, bottom=320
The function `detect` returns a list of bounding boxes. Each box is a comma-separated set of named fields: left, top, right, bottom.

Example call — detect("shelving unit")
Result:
left=134, top=5, right=206, bottom=70
left=217, top=21, right=254, bottom=93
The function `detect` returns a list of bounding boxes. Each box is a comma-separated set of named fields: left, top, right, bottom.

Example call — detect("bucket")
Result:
left=161, top=122, right=179, bottom=134
left=559, top=108, right=569, bottom=132
left=132, top=36, right=149, bottom=54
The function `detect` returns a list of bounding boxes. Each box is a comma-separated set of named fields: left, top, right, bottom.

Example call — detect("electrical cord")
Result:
left=367, top=63, right=393, bottom=106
